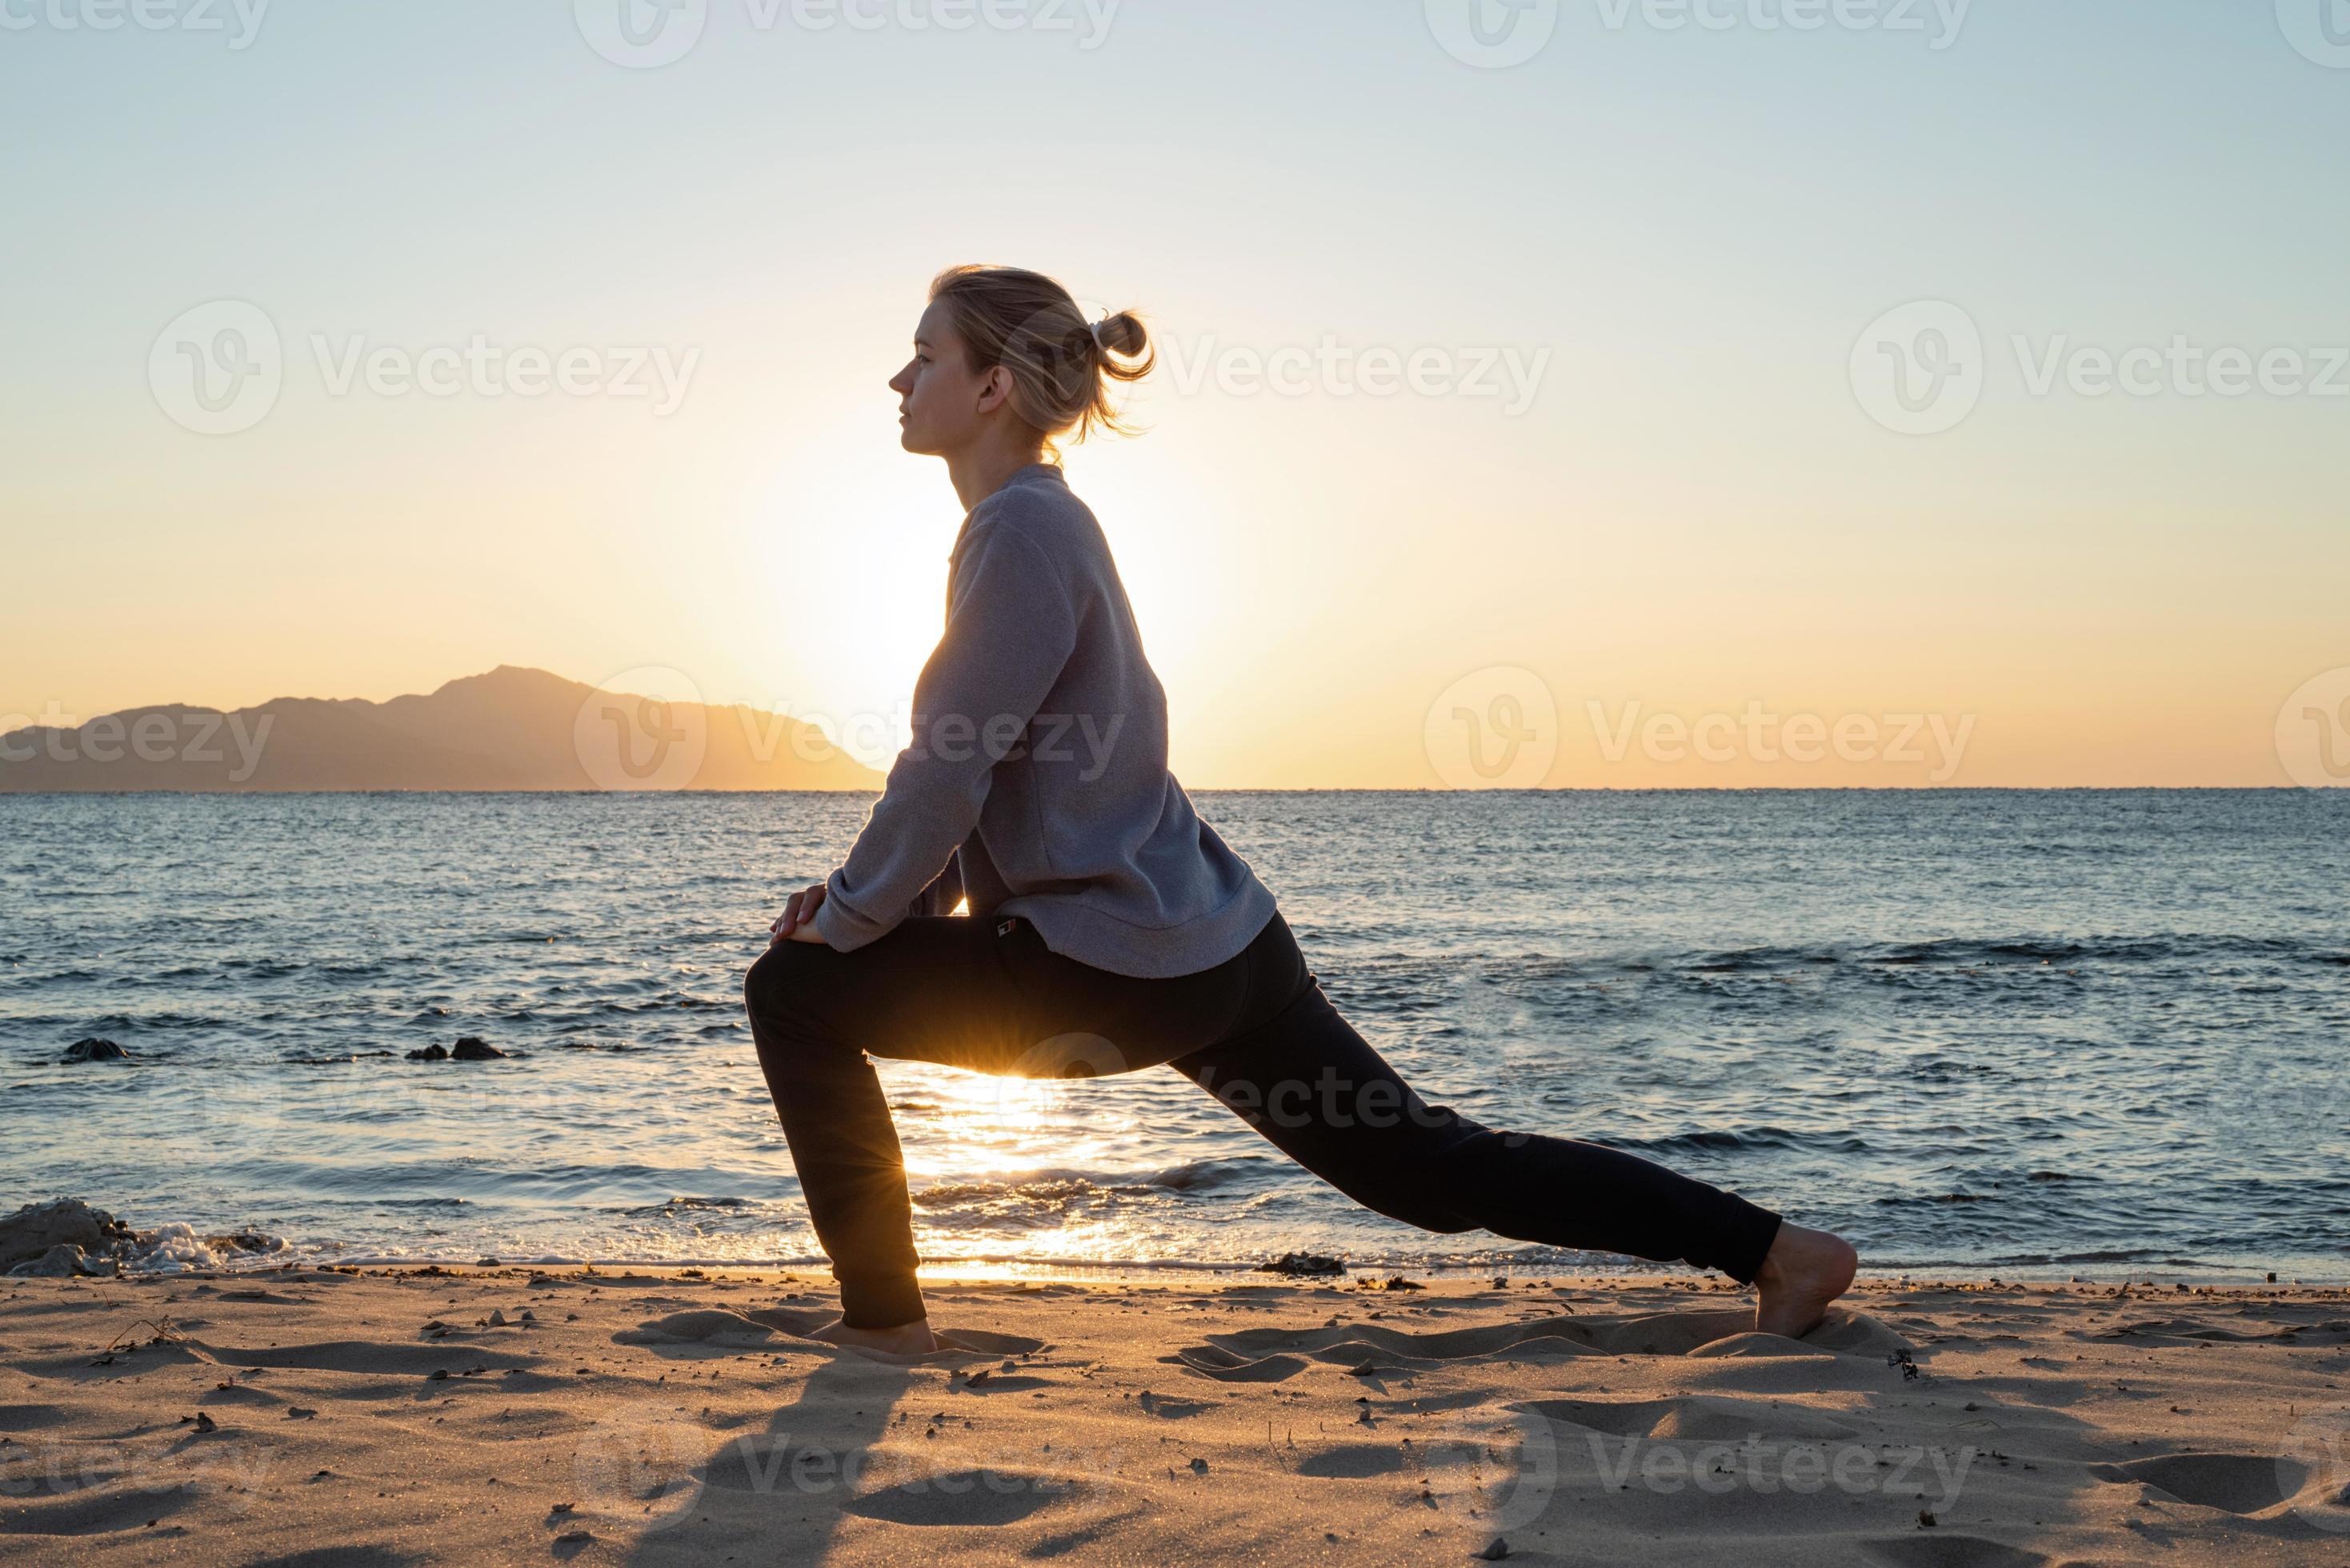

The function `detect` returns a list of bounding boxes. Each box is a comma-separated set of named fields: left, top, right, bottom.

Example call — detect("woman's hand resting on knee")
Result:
left=769, top=879, right=836, bottom=947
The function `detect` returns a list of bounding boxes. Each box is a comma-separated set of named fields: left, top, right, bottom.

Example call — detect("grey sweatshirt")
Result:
left=814, top=462, right=1279, bottom=979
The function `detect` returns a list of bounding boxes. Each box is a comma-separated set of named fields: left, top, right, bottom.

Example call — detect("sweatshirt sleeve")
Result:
left=815, top=522, right=1077, bottom=953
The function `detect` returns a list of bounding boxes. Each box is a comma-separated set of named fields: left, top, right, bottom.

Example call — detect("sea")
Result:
left=3, top=790, right=2344, bottom=1282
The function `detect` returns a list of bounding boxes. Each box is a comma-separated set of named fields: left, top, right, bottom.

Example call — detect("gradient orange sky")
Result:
left=4, top=4, right=2343, bottom=788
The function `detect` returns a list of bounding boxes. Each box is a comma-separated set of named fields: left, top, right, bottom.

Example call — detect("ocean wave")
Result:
left=911, top=1159, right=1264, bottom=1214
left=1861, top=934, right=2334, bottom=967
left=620, top=1195, right=757, bottom=1218
left=1607, top=1126, right=1872, bottom=1156
left=1873, top=1192, right=2000, bottom=1206
left=131, top=1222, right=290, bottom=1273
left=1145, top=1158, right=1258, bottom=1192
left=1615, top=934, right=2350, bottom=974
left=1680, top=946, right=1840, bottom=973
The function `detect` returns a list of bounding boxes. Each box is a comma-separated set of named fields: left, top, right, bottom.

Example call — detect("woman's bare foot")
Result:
left=807, top=1317, right=940, bottom=1357
left=1754, top=1222, right=1858, bottom=1338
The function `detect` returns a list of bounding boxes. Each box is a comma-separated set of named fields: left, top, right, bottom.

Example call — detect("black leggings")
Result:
left=743, top=910, right=1782, bottom=1328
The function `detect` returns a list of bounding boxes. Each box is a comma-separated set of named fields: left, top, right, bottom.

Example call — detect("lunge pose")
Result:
left=744, top=266, right=1858, bottom=1355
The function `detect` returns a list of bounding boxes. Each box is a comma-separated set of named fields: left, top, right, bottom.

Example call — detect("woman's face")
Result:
left=890, top=302, right=999, bottom=456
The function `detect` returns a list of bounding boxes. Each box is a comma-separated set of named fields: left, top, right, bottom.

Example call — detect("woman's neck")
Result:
left=944, top=438, right=1048, bottom=514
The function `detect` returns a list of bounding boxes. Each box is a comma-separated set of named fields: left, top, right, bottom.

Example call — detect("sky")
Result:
left=2, top=0, right=2345, bottom=788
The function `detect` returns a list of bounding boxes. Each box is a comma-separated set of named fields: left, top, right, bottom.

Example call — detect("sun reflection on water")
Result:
left=883, top=1062, right=1168, bottom=1263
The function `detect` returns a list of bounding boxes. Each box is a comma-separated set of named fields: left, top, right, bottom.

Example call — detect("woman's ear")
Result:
left=975, top=363, right=1015, bottom=416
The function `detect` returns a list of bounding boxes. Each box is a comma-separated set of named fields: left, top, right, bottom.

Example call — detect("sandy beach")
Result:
left=3, top=1266, right=2347, bottom=1565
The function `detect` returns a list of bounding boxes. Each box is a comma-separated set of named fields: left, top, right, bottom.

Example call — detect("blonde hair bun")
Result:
left=930, top=266, right=1155, bottom=448
left=1091, top=310, right=1150, bottom=362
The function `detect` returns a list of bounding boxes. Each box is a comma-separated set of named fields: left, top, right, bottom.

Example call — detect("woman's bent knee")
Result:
left=744, top=939, right=829, bottom=1018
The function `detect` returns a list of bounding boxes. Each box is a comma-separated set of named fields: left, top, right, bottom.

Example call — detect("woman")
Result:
left=744, top=265, right=1858, bottom=1356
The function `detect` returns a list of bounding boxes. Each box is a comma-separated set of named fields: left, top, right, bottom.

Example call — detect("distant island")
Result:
left=0, top=666, right=885, bottom=793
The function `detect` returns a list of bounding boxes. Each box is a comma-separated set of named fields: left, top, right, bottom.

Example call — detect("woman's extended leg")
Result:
left=1168, top=919, right=1856, bottom=1334
left=744, top=908, right=1853, bottom=1343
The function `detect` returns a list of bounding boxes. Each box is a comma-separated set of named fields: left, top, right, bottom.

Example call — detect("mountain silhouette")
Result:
left=0, top=666, right=884, bottom=792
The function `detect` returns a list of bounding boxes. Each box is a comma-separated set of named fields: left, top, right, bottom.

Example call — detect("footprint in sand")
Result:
left=843, top=1468, right=1075, bottom=1527
left=615, top=1310, right=795, bottom=1351
left=0, top=1473, right=210, bottom=1540
left=1856, top=1536, right=2051, bottom=1567
left=1169, top=1307, right=1908, bottom=1383
left=2091, top=1452, right=2304, bottom=1516
left=695, top=1435, right=1082, bottom=1527
left=1524, top=1394, right=1860, bottom=1443
left=1293, top=1442, right=1415, bottom=1478
left=616, top=1308, right=1045, bottom=1366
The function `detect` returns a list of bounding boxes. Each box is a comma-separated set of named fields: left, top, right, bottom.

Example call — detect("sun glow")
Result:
left=740, top=454, right=960, bottom=769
